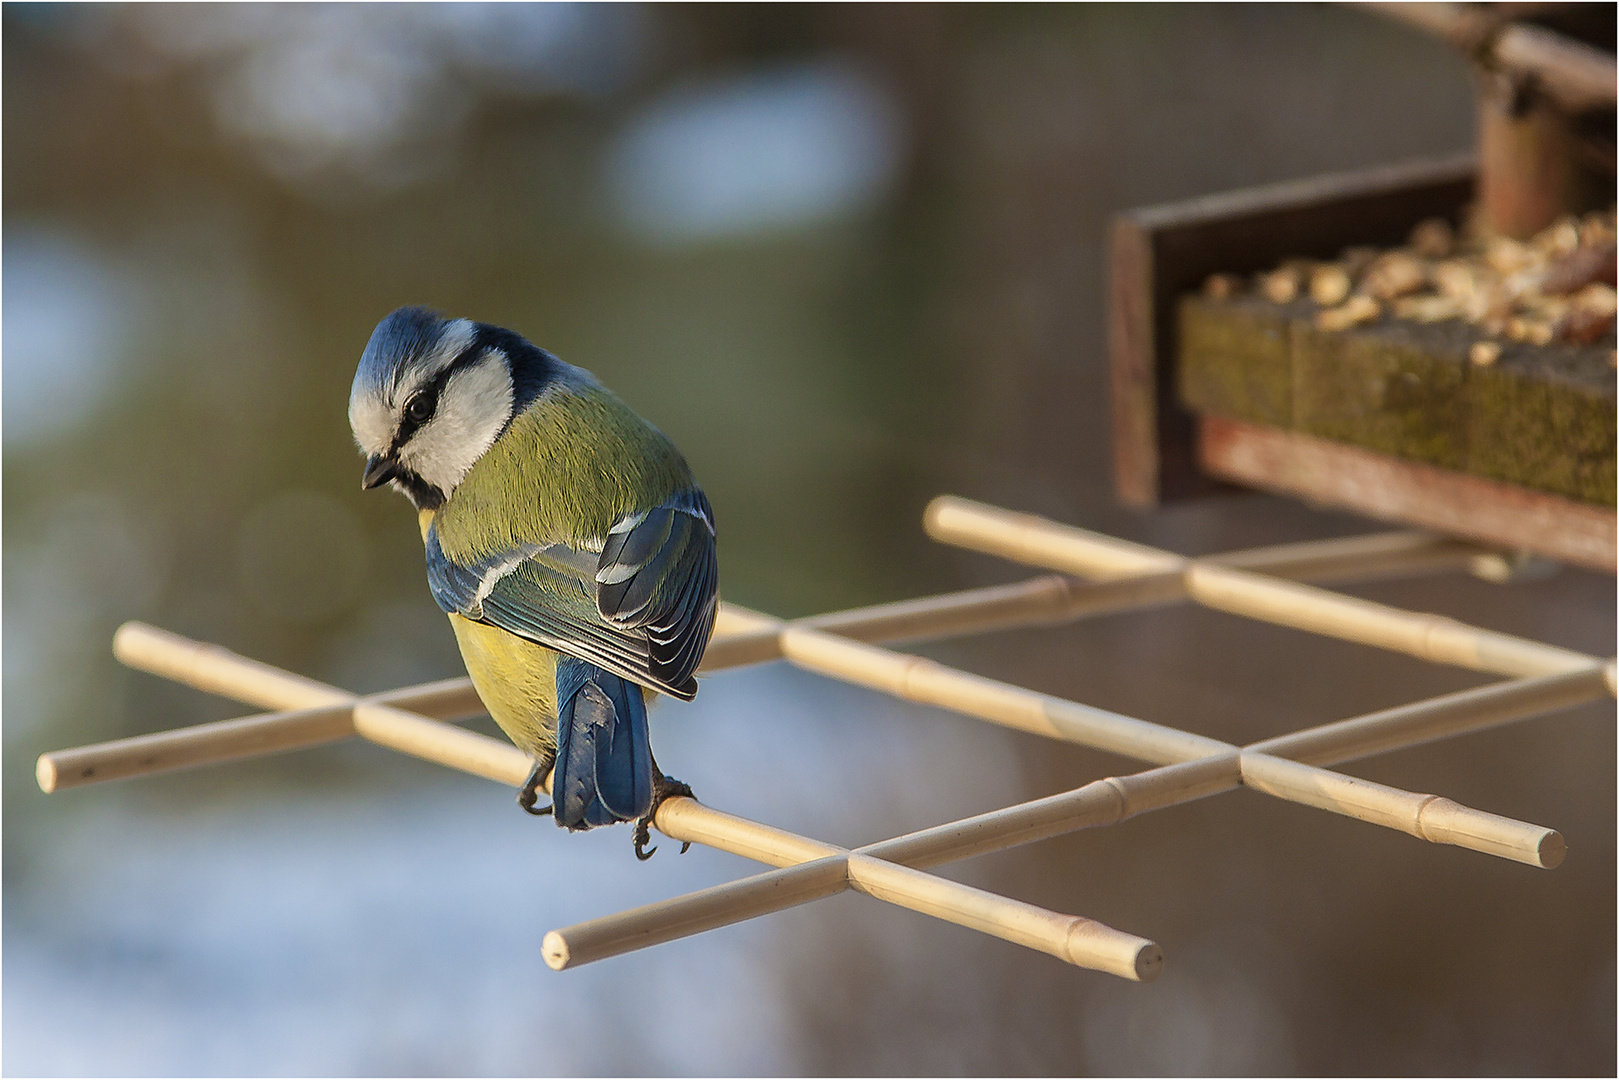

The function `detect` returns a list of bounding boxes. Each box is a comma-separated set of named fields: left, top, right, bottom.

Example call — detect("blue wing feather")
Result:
left=425, top=487, right=717, bottom=700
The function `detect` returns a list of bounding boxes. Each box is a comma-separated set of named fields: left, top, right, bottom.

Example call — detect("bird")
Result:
left=348, top=306, right=718, bottom=858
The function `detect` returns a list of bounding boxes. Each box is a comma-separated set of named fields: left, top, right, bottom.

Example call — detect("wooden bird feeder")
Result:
left=1110, top=5, right=1616, bottom=570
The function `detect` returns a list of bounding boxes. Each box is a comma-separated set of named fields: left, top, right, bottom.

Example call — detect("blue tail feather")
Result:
left=553, top=657, right=653, bottom=830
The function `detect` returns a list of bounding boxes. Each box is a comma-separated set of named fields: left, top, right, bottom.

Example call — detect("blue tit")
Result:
left=349, top=306, right=718, bottom=858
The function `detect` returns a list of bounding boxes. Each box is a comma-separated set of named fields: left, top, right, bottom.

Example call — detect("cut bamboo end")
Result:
left=541, top=931, right=570, bottom=971
left=845, top=854, right=1160, bottom=980
left=36, top=754, right=59, bottom=794
left=1066, top=919, right=1164, bottom=983
left=1413, top=797, right=1567, bottom=869
left=1239, top=753, right=1561, bottom=868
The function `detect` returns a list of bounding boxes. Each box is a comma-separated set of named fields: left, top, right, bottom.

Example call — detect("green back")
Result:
left=435, top=382, right=693, bottom=562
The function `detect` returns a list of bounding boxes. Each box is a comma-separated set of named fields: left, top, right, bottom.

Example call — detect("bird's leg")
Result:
left=632, top=754, right=695, bottom=861
left=517, top=751, right=556, bottom=817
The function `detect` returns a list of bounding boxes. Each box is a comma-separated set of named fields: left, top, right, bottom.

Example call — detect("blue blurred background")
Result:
left=5, top=4, right=1613, bottom=1074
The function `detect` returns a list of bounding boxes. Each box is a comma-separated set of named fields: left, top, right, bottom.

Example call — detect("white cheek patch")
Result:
left=398, top=354, right=514, bottom=495
left=349, top=393, right=395, bottom=457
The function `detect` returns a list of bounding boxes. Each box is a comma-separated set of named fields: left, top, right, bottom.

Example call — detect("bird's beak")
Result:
left=362, top=454, right=400, bottom=490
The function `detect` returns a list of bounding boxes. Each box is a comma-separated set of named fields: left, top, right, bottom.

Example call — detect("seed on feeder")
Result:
left=1309, top=265, right=1351, bottom=306
left=1574, top=282, right=1618, bottom=319
left=1535, top=216, right=1582, bottom=257
left=1505, top=316, right=1555, bottom=346
left=1316, top=294, right=1381, bottom=331
left=1469, top=341, right=1501, bottom=367
left=1259, top=267, right=1301, bottom=304
left=1486, top=236, right=1536, bottom=275
left=1409, top=218, right=1454, bottom=260
left=1432, top=260, right=1477, bottom=300
left=1361, top=252, right=1427, bottom=300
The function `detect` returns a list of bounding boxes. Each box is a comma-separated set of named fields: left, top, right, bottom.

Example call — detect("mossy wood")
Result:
left=1110, top=155, right=1476, bottom=506
left=1179, top=294, right=1616, bottom=505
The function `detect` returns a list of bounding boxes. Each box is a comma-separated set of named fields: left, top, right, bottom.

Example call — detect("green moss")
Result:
left=1175, top=293, right=1615, bottom=505
left=1468, top=346, right=1617, bottom=505
left=1177, top=295, right=1295, bottom=427
left=1291, top=316, right=1470, bottom=471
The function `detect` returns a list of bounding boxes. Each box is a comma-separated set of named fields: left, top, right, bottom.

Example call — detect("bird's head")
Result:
left=348, top=306, right=548, bottom=511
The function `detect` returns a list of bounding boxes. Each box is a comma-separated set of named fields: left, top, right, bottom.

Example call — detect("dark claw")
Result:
left=517, top=757, right=556, bottom=818
left=632, top=772, right=695, bottom=861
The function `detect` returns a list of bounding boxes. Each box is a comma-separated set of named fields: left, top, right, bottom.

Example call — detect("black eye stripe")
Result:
left=389, top=344, right=492, bottom=450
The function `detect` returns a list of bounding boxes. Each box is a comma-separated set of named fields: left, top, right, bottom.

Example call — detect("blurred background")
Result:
left=4, top=4, right=1613, bottom=1074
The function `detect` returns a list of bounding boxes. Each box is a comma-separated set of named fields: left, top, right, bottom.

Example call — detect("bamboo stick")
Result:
left=83, top=624, right=1167, bottom=978
left=1183, top=563, right=1596, bottom=679
left=844, top=854, right=1162, bottom=980
left=924, top=496, right=1605, bottom=684
left=38, top=675, right=492, bottom=793
left=865, top=755, right=1243, bottom=869
left=778, top=625, right=1232, bottom=764
left=548, top=654, right=1583, bottom=970
left=543, top=855, right=853, bottom=970
left=1238, top=753, right=1563, bottom=868
left=1248, top=666, right=1612, bottom=767
left=565, top=664, right=1589, bottom=965
left=92, top=522, right=1518, bottom=793
left=37, top=704, right=356, bottom=793
left=775, top=626, right=1563, bottom=866
left=349, top=702, right=531, bottom=787
left=88, top=622, right=1574, bottom=868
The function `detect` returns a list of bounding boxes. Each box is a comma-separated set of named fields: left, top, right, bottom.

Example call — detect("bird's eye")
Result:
left=405, top=392, right=434, bottom=423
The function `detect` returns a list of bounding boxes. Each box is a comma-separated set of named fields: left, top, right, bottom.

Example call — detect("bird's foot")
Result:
left=517, top=758, right=555, bottom=818
left=633, top=774, right=695, bottom=861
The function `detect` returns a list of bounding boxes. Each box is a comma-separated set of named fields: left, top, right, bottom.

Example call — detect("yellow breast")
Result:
left=448, top=613, right=560, bottom=758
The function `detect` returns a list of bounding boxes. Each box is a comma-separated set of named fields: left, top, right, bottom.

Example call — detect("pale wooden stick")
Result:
left=1238, top=754, right=1563, bottom=868
left=1248, top=666, right=1612, bottom=767
left=776, top=626, right=1563, bottom=866
left=112, top=623, right=487, bottom=717
left=543, top=847, right=1162, bottom=980
left=38, top=677, right=490, bottom=793
left=89, top=624, right=1167, bottom=978
left=94, top=521, right=1513, bottom=791
left=568, top=664, right=1591, bottom=964
left=350, top=702, right=531, bottom=787
left=924, top=496, right=1604, bottom=682
left=550, top=660, right=1601, bottom=965
left=1183, top=563, right=1596, bottom=679
left=778, top=625, right=1231, bottom=764
left=865, top=755, right=1243, bottom=869
left=78, top=621, right=1583, bottom=869
left=38, top=704, right=356, bottom=793
left=543, top=855, right=853, bottom=970
left=844, top=854, right=1162, bottom=980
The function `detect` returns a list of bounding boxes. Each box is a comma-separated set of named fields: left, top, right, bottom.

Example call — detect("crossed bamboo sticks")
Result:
left=38, top=497, right=1614, bottom=981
